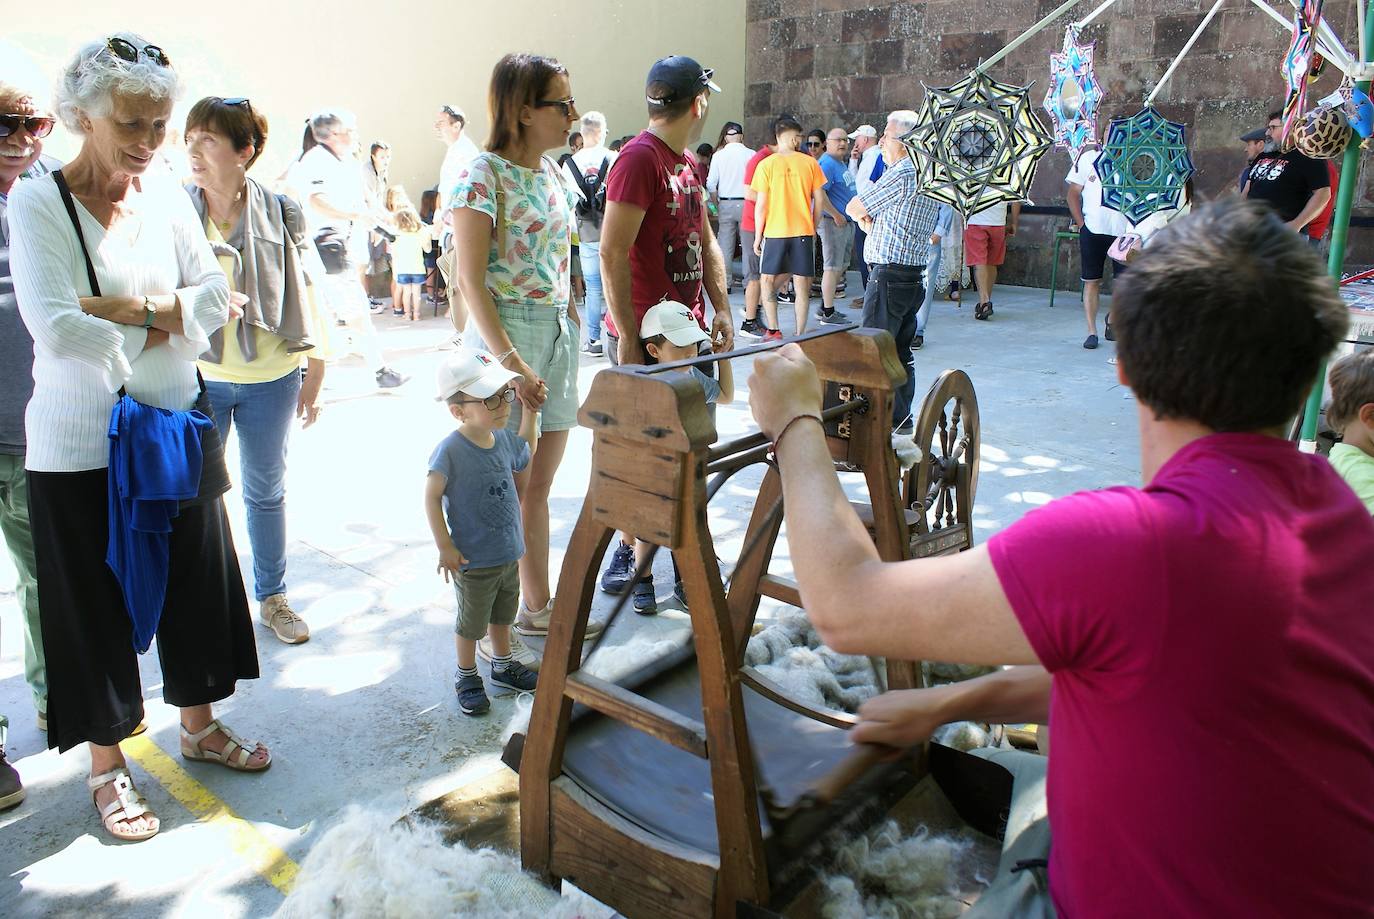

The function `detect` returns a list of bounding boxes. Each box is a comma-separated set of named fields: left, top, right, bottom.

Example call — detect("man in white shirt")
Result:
left=965, top=199, right=1021, bottom=321
left=436, top=104, right=480, bottom=337
left=848, top=124, right=880, bottom=296
left=706, top=121, right=754, bottom=293
left=562, top=111, right=618, bottom=356
left=299, top=109, right=405, bottom=388
left=1066, top=145, right=1132, bottom=349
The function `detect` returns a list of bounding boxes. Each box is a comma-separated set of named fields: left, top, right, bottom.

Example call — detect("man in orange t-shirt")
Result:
left=750, top=115, right=843, bottom=338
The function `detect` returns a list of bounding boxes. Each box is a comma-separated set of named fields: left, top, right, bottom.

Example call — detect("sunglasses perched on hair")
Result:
left=457, top=387, right=517, bottom=411
left=104, top=37, right=171, bottom=68
left=221, top=97, right=251, bottom=109
left=534, top=97, right=577, bottom=118
left=441, top=104, right=465, bottom=124
left=0, top=114, right=55, bottom=139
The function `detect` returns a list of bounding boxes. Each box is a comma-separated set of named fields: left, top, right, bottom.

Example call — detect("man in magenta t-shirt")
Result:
left=600, top=54, right=734, bottom=368
left=746, top=199, right=1374, bottom=917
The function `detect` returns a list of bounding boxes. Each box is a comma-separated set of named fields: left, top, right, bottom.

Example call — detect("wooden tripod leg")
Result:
left=679, top=492, right=770, bottom=916
left=725, top=465, right=785, bottom=659
left=519, top=505, right=615, bottom=881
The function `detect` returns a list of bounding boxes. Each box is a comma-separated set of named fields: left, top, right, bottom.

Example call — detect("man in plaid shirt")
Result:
left=846, top=109, right=939, bottom=434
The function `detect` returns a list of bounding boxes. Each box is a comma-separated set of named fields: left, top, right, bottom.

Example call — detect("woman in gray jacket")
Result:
left=185, top=96, right=325, bottom=645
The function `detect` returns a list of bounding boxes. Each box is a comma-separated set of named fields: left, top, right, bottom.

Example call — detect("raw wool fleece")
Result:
left=277, top=806, right=607, bottom=919
left=745, top=614, right=881, bottom=712
left=821, top=821, right=982, bottom=919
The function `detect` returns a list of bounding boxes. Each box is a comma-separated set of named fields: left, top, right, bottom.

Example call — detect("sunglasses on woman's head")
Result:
left=458, top=387, right=517, bottom=411
left=0, top=114, right=55, bottom=139
left=105, top=37, right=171, bottom=68
left=534, top=97, right=576, bottom=118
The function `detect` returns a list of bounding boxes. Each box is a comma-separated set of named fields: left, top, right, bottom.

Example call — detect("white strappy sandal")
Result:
left=88, top=766, right=160, bottom=842
left=180, top=719, right=271, bottom=772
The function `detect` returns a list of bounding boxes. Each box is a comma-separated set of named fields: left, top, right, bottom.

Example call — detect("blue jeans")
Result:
left=580, top=240, right=604, bottom=344
left=204, top=369, right=301, bottom=600
left=917, top=241, right=942, bottom=334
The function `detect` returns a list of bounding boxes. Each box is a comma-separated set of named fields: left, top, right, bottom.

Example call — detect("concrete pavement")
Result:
left=0, top=281, right=1135, bottom=917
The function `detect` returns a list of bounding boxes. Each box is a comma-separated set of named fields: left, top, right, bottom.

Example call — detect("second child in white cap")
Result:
left=603, top=302, right=734, bottom=615
left=425, top=347, right=541, bottom=715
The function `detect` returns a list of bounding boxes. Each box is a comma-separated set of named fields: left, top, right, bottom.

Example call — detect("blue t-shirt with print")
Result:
left=428, top=428, right=531, bottom=570
left=818, top=153, right=856, bottom=219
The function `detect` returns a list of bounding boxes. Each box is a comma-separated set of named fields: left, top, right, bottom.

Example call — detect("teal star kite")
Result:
left=1093, top=105, right=1194, bottom=226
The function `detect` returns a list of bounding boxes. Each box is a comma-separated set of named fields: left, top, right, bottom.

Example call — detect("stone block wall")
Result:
left=744, top=0, right=1370, bottom=288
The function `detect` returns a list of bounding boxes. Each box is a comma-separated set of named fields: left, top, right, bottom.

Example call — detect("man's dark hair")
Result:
left=1112, top=199, right=1347, bottom=432
left=773, top=115, right=802, bottom=139
left=1268, top=110, right=1282, bottom=122
left=647, top=81, right=704, bottom=120
left=1326, top=350, right=1374, bottom=430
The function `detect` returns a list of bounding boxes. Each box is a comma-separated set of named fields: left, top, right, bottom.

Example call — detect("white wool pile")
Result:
left=931, top=721, right=994, bottom=753
left=820, top=821, right=980, bottom=919
left=277, top=806, right=606, bottom=919
left=746, top=615, right=881, bottom=713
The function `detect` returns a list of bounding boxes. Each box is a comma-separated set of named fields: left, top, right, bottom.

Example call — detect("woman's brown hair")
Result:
left=485, top=53, right=568, bottom=153
left=185, top=96, right=268, bottom=170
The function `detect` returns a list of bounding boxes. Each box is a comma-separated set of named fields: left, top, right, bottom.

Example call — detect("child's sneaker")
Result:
left=632, top=577, right=658, bottom=615
left=455, top=673, right=490, bottom=716
left=673, top=580, right=687, bottom=607
left=600, top=542, right=636, bottom=594
left=491, top=660, right=539, bottom=692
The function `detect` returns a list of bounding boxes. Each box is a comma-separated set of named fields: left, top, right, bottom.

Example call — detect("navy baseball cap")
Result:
left=647, top=55, right=721, bottom=107
left=1240, top=127, right=1267, bottom=142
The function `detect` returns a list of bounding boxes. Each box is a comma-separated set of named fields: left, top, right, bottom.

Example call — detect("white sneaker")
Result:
left=513, top=597, right=604, bottom=638
left=477, top=633, right=541, bottom=672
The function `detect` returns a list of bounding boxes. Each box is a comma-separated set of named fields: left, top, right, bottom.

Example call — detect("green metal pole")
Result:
left=1300, top=7, right=1374, bottom=441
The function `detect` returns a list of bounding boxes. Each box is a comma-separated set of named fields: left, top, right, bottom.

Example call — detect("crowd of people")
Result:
left=0, top=28, right=1373, bottom=918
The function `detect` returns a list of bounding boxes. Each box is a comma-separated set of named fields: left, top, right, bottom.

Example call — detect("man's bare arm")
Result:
left=599, top=199, right=647, bottom=362
left=851, top=666, right=1052, bottom=749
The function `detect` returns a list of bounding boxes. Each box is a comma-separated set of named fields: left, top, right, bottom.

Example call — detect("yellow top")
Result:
left=198, top=219, right=312, bottom=384
left=750, top=151, right=825, bottom=238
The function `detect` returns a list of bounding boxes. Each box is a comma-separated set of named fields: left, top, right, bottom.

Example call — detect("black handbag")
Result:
left=313, top=228, right=349, bottom=274
left=52, top=169, right=231, bottom=507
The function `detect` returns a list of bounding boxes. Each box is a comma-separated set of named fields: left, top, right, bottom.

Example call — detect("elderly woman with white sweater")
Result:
left=8, top=33, right=269, bottom=843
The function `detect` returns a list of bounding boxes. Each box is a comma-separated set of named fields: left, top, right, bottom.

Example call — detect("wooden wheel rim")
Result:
left=906, top=369, right=980, bottom=535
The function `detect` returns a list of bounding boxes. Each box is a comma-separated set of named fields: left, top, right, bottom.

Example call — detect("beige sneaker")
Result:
left=513, top=597, right=604, bottom=638
left=477, top=633, right=541, bottom=672
left=260, top=594, right=310, bottom=644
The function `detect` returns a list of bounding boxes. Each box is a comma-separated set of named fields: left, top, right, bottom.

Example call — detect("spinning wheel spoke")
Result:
left=905, top=370, right=980, bottom=542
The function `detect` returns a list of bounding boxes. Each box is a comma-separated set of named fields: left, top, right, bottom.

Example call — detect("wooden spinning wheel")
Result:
left=904, top=369, right=980, bottom=556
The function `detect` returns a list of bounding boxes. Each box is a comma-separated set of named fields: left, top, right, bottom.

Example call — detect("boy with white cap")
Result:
left=425, top=348, right=540, bottom=715
left=620, top=301, right=733, bottom=613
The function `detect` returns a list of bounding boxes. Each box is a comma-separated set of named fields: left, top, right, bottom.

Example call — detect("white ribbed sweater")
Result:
left=8, top=173, right=229, bottom=472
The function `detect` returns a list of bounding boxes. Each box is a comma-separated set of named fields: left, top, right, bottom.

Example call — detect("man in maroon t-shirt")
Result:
left=600, top=55, right=734, bottom=367
left=746, top=199, right=1374, bottom=916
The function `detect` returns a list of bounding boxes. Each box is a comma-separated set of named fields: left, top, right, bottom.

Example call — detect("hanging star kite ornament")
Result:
left=1281, top=0, right=1326, bottom=147
left=902, top=71, right=1054, bottom=219
left=1043, top=26, right=1105, bottom=153
left=1093, top=105, right=1195, bottom=226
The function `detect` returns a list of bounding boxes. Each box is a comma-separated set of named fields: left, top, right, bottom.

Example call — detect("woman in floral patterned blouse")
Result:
left=451, top=53, right=601, bottom=649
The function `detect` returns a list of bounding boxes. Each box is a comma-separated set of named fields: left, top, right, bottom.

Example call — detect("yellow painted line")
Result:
left=122, top=733, right=300, bottom=895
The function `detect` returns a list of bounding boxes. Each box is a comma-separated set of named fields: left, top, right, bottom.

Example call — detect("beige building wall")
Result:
left=3, top=0, right=746, bottom=196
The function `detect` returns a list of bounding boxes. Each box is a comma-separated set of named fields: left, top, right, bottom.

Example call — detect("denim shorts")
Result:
left=478, top=301, right=580, bottom=434
left=453, top=561, right=520, bottom=640
left=396, top=273, right=426, bottom=285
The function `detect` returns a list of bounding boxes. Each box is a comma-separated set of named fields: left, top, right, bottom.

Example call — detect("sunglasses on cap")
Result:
left=104, top=37, right=171, bottom=68
left=441, top=105, right=465, bottom=123
left=725, top=129, right=742, bottom=136
left=0, top=114, right=55, bottom=139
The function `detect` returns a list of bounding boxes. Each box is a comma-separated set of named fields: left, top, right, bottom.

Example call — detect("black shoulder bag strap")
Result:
left=51, top=168, right=205, bottom=397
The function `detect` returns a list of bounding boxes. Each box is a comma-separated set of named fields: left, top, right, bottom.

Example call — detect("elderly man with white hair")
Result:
left=562, top=109, right=616, bottom=355
left=845, top=109, right=940, bottom=434
left=298, top=108, right=405, bottom=388
left=8, top=33, right=269, bottom=843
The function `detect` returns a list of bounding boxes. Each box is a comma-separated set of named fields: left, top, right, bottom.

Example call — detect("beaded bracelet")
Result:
left=770, top=413, right=824, bottom=455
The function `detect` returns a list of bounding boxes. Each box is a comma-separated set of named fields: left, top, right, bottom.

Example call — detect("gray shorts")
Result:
left=817, top=219, right=855, bottom=271
left=963, top=748, right=1055, bottom=918
left=453, top=560, right=521, bottom=640
left=742, top=229, right=761, bottom=282
left=479, top=301, right=580, bottom=434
